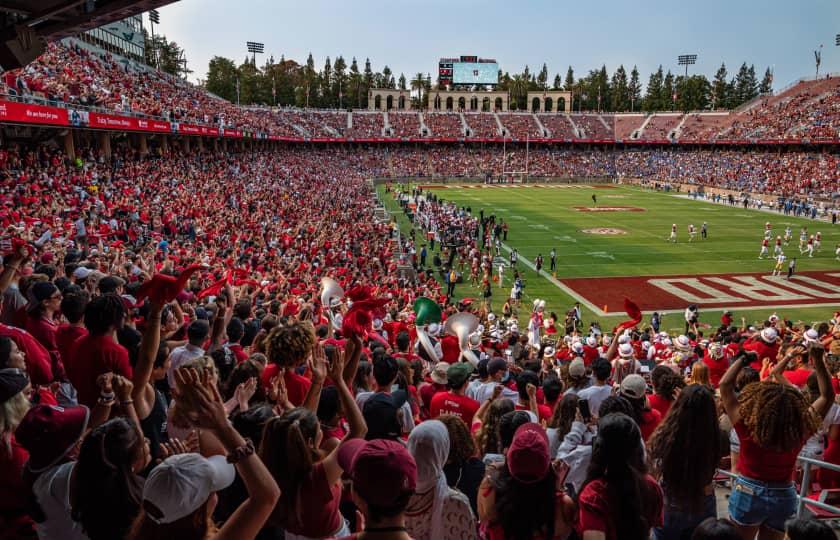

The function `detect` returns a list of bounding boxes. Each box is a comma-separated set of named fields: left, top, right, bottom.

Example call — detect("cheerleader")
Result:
left=543, top=312, right=559, bottom=336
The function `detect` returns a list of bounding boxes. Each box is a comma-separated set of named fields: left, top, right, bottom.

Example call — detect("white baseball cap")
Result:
left=586, top=336, right=597, bottom=347
left=761, top=327, right=779, bottom=343
left=72, top=267, right=92, bottom=279
left=618, top=343, right=635, bottom=359
left=142, top=453, right=235, bottom=524
left=803, top=328, right=819, bottom=344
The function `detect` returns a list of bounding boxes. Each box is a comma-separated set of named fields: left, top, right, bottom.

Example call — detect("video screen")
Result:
left=453, top=62, right=498, bottom=85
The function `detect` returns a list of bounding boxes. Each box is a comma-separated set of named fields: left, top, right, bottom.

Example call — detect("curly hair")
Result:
left=437, top=414, right=476, bottom=464
left=738, top=381, right=820, bottom=452
left=265, top=320, right=315, bottom=368
left=652, top=365, right=684, bottom=400
left=475, top=398, right=514, bottom=455
left=648, top=385, right=723, bottom=513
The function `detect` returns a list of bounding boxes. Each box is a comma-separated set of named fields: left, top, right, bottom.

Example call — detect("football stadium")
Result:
left=0, top=1, right=839, bottom=539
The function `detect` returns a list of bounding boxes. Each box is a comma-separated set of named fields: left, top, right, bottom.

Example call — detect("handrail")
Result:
left=716, top=454, right=840, bottom=519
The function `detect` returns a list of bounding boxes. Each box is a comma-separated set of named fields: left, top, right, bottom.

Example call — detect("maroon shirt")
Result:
left=0, top=324, right=52, bottom=385
left=66, top=333, right=132, bottom=407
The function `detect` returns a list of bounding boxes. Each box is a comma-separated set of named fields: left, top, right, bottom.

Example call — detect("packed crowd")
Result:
left=424, top=113, right=464, bottom=138
left=537, top=115, right=578, bottom=139
left=347, top=113, right=385, bottom=138
left=0, top=140, right=839, bottom=540
left=389, top=113, right=421, bottom=138
left=498, top=114, right=545, bottom=139
left=2, top=40, right=839, bottom=144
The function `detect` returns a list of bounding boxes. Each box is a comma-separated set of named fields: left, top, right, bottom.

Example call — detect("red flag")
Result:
left=614, top=298, right=643, bottom=334
left=136, top=264, right=202, bottom=305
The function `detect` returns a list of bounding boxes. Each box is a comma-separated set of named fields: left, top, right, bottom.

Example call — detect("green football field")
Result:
left=377, top=182, right=840, bottom=333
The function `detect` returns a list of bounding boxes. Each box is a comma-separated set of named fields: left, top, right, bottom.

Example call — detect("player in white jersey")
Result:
left=806, top=236, right=815, bottom=258
left=783, top=226, right=792, bottom=245
left=815, top=232, right=822, bottom=252
left=668, top=223, right=677, bottom=243
left=759, top=238, right=769, bottom=259
left=774, top=236, right=782, bottom=255
left=764, top=222, right=772, bottom=241
left=835, top=243, right=840, bottom=261
left=688, top=224, right=696, bottom=242
left=772, top=252, right=786, bottom=276
left=799, top=228, right=808, bottom=252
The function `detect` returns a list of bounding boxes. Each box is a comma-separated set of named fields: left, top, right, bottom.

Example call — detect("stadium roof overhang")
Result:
left=0, top=0, right=178, bottom=70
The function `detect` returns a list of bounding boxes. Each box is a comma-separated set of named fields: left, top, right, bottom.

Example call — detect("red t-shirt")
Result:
left=0, top=435, right=33, bottom=537
left=440, top=335, right=461, bottom=363
left=261, top=364, right=312, bottom=407
left=515, top=402, right=553, bottom=424
left=55, top=324, right=88, bottom=368
left=647, top=394, right=673, bottom=419
left=430, top=391, right=480, bottom=424
left=0, top=324, right=52, bottom=385
left=66, top=333, right=132, bottom=407
left=734, top=420, right=801, bottom=483
left=703, top=352, right=729, bottom=388
left=783, top=368, right=813, bottom=388
left=24, top=316, right=59, bottom=353
left=578, top=475, right=663, bottom=540
left=640, top=408, right=663, bottom=441
left=228, top=343, right=249, bottom=364
left=419, top=382, right=446, bottom=410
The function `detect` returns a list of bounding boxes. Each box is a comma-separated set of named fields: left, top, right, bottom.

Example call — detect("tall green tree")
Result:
left=552, top=74, right=562, bottom=90
left=643, top=65, right=664, bottom=111
left=611, top=65, right=629, bottom=111
left=363, top=58, right=373, bottom=107
left=711, top=63, right=729, bottom=110
left=205, top=56, right=238, bottom=102
left=759, top=67, right=773, bottom=95
left=564, top=66, right=575, bottom=90
left=398, top=73, right=407, bottom=90
left=628, top=65, right=641, bottom=112
left=675, top=75, right=711, bottom=111
left=537, top=63, right=549, bottom=90
left=661, top=70, right=675, bottom=110
left=411, top=72, right=426, bottom=108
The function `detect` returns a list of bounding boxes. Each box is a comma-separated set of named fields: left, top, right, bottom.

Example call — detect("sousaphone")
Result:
left=413, top=297, right=442, bottom=362
left=444, top=312, right=480, bottom=365
left=320, top=277, right=345, bottom=331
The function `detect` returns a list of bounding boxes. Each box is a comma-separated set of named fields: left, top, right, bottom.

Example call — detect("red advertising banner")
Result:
left=89, top=112, right=135, bottom=130
left=0, top=100, right=68, bottom=126
left=136, top=118, right=171, bottom=132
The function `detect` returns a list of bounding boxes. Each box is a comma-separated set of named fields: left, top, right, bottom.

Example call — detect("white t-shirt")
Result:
left=32, top=461, right=89, bottom=540
left=575, top=384, right=613, bottom=417
left=355, top=390, right=416, bottom=433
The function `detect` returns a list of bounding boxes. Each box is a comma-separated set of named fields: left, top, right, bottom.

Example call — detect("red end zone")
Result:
left=560, top=271, right=840, bottom=312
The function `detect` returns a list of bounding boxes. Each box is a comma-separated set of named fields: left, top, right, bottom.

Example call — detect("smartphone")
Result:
left=578, top=399, right=591, bottom=423
left=324, top=344, right=337, bottom=366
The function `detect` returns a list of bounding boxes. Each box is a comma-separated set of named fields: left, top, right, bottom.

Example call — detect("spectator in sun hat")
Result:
left=478, top=422, right=575, bottom=540
left=742, top=326, right=780, bottom=371
left=420, top=361, right=449, bottom=414
left=14, top=402, right=89, bottom=540
left=336, top=438, right=418, bottom=540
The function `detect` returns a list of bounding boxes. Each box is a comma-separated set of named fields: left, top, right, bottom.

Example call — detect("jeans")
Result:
left=653, top=492, right=716, bottom=540
left=728, top=476, right=797, bottom=533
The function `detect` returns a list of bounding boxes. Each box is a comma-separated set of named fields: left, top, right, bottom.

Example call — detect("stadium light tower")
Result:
left=148, top=9, right=160, bottom=68
left=246, top=41, right=264, bottom=66
left=677, top=54, right=697, bottom=78
left=815, top=44, right=823, bottom=78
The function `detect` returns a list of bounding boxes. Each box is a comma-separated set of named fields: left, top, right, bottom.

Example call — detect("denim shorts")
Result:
left=654, top=492, right=717, bottom=540
left=728, top=476, right=797, bottom=532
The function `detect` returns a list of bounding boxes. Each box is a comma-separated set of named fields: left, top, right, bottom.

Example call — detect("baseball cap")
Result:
left=338, top=438, right=417, bottom=508
left=804, top=328, right=820, bottom=344
left=15, top=404, right=89, bottom=473
left=620, top=374, right=647, bottom=400
left=72, top=266, right=92, bottom=280
left=507, top=422, right=550, bottom=484
left=487, top=357, right=508, bottom=376
left=447, top=362, right=474, bottom=388
left=568, top=357, right=586, bottom=378
left=363, top=391, right=407, bottom=440
left=0, top=368, right=28, bottom=402
left=142, top=453, right=235, bottom=524
left=618, top=343, right=635, bottom=359
left=761, top=327, right=778, bottom=343
left=430, top=362, right=449, bottom=385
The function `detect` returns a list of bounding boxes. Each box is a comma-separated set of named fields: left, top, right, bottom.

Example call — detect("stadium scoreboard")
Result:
left=439, top=56, right=499, bottom=86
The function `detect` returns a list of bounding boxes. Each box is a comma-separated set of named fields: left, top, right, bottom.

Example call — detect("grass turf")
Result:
left=377, top=182, right=840, bottom=333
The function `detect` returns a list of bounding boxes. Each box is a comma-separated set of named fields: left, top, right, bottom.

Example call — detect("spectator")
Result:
left=437, top=414, right=485, bottom=515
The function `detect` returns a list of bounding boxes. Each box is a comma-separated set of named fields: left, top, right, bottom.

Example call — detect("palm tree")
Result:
left=510, top=74, right=528, bottom=111
left=411, top=72, right=426, bottom=108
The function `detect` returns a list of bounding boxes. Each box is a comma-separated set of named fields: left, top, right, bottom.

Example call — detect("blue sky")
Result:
left=155, top=0, right=839, bottom=91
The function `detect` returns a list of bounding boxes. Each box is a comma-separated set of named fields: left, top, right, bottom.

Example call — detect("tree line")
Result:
left=201, top=51, right=773, bottom=113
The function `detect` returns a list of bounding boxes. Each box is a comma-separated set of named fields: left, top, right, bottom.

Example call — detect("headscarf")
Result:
left=407, top=420, right=450, bottom=540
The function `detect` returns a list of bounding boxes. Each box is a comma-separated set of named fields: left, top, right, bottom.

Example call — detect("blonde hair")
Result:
left=687, top=362, right=711, bottom=387
left=1, top=392, right=31, bottom=456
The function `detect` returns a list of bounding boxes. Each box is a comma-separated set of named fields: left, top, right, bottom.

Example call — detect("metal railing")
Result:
left=717, top=455, right=840, bottom=518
